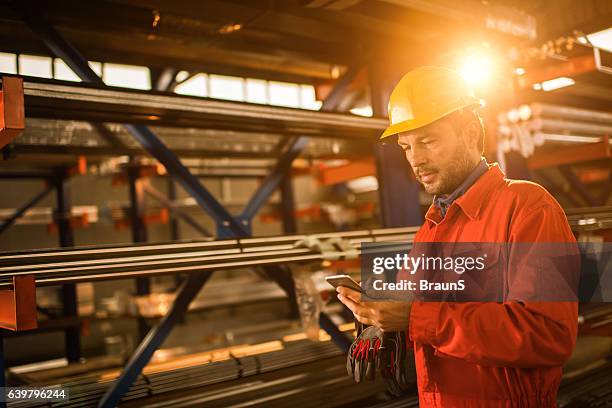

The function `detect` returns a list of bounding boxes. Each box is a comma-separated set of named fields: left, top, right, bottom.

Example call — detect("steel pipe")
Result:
left=2, top=78, right=388, bottom=139
left=529, top=118, right=612, bottom=136
left=531, top=103, right=612, bottom=124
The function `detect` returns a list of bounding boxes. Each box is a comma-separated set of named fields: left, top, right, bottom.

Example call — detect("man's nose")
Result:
left=406, top=146, right=427, bottom=169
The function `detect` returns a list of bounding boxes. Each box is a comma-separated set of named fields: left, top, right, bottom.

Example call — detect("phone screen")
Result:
left=325, top=274, right=363, bottom=292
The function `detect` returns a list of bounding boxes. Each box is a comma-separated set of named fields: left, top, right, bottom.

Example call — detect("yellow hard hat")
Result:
left=380, top=66, right=482, bottom=139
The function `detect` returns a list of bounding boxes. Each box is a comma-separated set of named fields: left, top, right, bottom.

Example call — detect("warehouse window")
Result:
left=18, top=54, right=52, bottom=78
left=103, top=63, right=151, bottom=90
left=300, top=85, right=322, bottom=110
left=246, top=78, right=267, bottom=104
left=269, top=81, right=300, bottom=108
left=350, top=106, right=373, bottom=117
left=88, top=61, right=103, bottom=77
left=169, top=70, right=322, bottom=110
left=0, top=52, right=16, bottom=74
left=53, top=59, right=80, bottom=82
left=209, top=74, right=244, bottom=101
left=174, top=73, right=208, bottom=97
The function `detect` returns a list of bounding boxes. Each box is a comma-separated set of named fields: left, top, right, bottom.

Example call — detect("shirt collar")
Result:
left=425, top=163, right=505, bottom=225
left=433, top=158, right=489, bottom=217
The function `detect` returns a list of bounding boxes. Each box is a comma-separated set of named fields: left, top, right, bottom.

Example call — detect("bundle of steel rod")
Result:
left=7, top=336, right=367, bottom=408
left=122, top=357, right=388, bottom=408
left=0, top=227, right=418, bottom=288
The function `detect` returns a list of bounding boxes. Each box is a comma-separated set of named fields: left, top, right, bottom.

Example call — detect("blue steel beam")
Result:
left=97, top=271, right=213, bottom=408
left=54, top=171, right=81, bottom=363
left=241, top=136, right=309, bottom=220
left=127, top=160, right=151, bottom=340
left=0, top=183, right=53, bottom=234
left=280, top=174, right=297, bottom=234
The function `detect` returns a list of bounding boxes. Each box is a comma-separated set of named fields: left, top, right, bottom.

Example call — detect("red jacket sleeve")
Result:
left=409, top=204, right=579, bottom=368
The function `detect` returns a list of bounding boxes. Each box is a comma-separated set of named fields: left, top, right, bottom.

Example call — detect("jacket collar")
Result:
left=425, top=163, right=505, bottom=225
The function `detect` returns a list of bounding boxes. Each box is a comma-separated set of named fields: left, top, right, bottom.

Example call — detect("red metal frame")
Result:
left=518, top=54, right=597, bottom=88
left=0, top=76, right=25, bottom=149
left=528, top=135, right=611, bottom=169
left=318, top=159, right=376, bottom=185
left=0, top=275, right=37, bottom=331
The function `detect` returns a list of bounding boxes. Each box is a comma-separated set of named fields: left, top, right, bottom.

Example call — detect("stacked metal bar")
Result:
left=7, top=338, right=357, bottom=408
left=0, top=227, right=418, bottom=288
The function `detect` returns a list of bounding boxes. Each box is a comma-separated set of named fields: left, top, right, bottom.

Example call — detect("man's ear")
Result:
left=462, top=119, right=481, bottom=151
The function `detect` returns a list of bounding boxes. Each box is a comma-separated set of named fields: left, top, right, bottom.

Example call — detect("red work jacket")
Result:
left=408, top=163, right=578, bottom=407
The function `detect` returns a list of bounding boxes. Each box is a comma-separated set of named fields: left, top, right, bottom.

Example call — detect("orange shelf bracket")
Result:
left=0, top=275, right=37, bottom=331
left=0, top=76, right=25, bottom=149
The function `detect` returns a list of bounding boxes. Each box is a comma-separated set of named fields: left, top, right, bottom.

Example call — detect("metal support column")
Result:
left=369, top=67, right=423, bottom=227
left=97, top=271, right=213, bottom=408
left=127, top=159, right=151, bottom=339
left=167, top=179, right=183, bottom=290
left=167, top=179, right=180, bottom=240
left=54, top=170, right=81, bottom=363
left=280, top=175, right=297, bottom=234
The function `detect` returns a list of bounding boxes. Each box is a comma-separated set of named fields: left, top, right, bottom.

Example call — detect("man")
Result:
left=337, top=66, right=578, bottom=407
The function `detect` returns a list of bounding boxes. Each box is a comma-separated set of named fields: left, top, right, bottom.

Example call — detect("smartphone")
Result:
left=325, top=274, right=363, bottom=293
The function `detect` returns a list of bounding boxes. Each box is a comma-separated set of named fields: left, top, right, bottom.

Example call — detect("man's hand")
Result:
left=337, top=286, right=412, bottom=332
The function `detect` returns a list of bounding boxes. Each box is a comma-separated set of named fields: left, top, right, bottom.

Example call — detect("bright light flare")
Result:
left=459, top=54, right=493, bottom=86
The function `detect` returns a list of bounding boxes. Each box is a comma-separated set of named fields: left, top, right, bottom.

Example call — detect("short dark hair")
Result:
left=449, top=109, right=485, bottom=154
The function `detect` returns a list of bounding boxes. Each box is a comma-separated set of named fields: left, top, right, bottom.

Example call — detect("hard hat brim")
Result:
left=379, top=100, right=483, bottom=140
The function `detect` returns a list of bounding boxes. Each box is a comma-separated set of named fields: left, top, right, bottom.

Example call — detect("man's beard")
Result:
left=416, top=143, right=476, bottom=196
